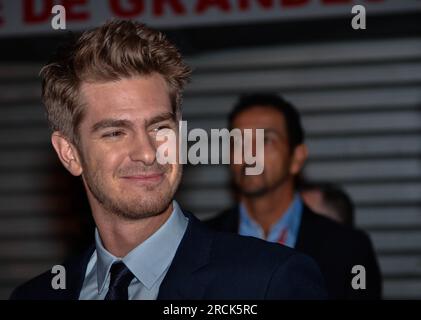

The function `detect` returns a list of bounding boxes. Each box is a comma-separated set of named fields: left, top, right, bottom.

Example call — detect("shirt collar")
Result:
left=239, top=193, right=303, bottom=246
left=267, top=193, right=303, bottom=245
left=94, top=200, right=188, bottom=293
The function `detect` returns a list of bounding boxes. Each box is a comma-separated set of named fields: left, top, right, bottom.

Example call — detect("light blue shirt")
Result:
left=239, top=193, right=303, bottom=248
left=79, top=201, right=188, bottom=300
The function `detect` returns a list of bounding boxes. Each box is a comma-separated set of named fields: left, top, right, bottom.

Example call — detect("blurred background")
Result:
left=0, top=0, right=420, bottom=299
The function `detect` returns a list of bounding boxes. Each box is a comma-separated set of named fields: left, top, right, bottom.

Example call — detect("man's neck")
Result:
left=92, top=203, right=173, bottom=258
left=242, top=183, right=295, bottom=238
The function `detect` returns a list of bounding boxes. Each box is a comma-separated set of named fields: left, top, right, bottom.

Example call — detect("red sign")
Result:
left=0, top=0, right=419, bottom=36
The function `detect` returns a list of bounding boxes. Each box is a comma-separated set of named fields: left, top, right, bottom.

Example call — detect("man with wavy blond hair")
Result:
left=10, top=20, right=326, bottom=300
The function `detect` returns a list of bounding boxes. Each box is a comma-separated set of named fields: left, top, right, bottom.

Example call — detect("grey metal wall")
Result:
left=0, top=37, right=420, bottom=299
left=179, top=37, right=421, bottom=299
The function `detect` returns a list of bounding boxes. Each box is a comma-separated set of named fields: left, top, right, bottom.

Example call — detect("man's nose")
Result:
left=128, top=132, right=157, bottom=165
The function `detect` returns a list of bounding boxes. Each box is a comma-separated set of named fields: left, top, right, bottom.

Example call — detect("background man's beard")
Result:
left=240, top=185, right=272, bottom=198
left=236, top=170, right=288, bottom=198
left=84, top=165, right=182, bottom=221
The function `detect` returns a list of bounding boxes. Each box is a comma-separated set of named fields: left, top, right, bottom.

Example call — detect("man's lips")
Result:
left=121, top=173, right=164, bottom=182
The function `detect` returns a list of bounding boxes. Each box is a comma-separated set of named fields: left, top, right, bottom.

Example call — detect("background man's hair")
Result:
left=228, top=93, right=305, bottom=151
left=40, top=19, right=192, bottom=144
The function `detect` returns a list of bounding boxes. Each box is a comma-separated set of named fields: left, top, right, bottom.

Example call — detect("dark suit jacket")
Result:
left=206, top=205, right=382, bottom=300
left=10, top=211, right=327, bottom=300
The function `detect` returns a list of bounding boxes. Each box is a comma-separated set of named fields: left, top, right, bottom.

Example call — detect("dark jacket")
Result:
left=206, top=205, right=382, bottom=299
left=10, top=211, right=327, bottom=300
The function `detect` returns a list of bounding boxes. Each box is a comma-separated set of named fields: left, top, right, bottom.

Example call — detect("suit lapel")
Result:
left=295, top=206, right=320, bottom=255
left=157, top=211, right=213, bottom=300
left=53, top=211, right=213, bottom=300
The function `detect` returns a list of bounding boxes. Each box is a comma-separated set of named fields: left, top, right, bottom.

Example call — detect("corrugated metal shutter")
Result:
left=178, top=37, right=421, bottom=299
left=0, top=64, right=92, bottom=299
left=0, top=37, right=420, bottom=299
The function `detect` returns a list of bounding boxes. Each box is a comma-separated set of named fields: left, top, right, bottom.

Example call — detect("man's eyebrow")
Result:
left=90, top=113, right=176, bottom=133
left=145, top=112, right=176, bottom=127
left=91, top=119, right=133, bottom=133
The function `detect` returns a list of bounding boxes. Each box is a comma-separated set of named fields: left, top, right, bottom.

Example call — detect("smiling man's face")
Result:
left=73, top=73, right=182, bottom=220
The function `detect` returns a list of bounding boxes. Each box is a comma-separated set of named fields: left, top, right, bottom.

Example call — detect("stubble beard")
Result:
left=236, top=164, right=290, bottom=199
left=83, top=162, right=182, bottom=221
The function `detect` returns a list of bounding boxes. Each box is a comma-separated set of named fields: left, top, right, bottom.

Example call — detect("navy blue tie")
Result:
left=104, top=262, right=135, bottom=300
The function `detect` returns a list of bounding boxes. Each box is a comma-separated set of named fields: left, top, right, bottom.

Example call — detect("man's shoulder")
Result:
left=204, top=206, right=239, bottom=233
left=210, top=227, right=296, bottom=262
left=300, top=208, right=382, bottom=299
left=302, top=208, right=373, bottom=247
left=10, top=268, right=58, bottom=300
left=196, top=223, right=327, bottom=299
left=9, top=245, right=94, bottom=300
left=194, top=209, right=297, bottom=267
left=207, top=205, right=371, bottom=244
left=215, top=226, right=296, bottom=254
left=299, top=208, right=379, bottom=274
left=190, top=211, right=322, bottom=273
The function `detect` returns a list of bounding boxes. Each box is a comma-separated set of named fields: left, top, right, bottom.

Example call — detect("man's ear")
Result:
left=51, top=132, right=83, bottom=176
left=290, top=144, right=308, bottom=176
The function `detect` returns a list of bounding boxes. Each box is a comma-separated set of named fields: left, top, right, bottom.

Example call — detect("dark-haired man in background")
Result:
left=207, top=93, right=382, bottom=299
